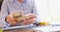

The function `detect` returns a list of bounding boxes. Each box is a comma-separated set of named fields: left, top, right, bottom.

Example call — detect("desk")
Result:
left=3, top=28, right=35, bottom=32
left=3, top=25, right=42, bottom=32
left=3, top=25, right=60, bottom=32
left=33, top=25, right=60, bottom=32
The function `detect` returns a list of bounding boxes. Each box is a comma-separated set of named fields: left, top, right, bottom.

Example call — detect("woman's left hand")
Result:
left=23, top=18, right=35, bottom=25
left=23, top=14, right=36, bottom=25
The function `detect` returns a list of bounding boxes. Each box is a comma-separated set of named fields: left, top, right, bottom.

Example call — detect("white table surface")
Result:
left=33, top=25, right=60, bottom=32
left=2, top=24, right=60, bottom=32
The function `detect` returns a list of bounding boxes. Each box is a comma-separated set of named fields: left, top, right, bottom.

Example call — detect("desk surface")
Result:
left=3, top=24, right=60, bottom=32
left=2, top=25, right=36, bottom=30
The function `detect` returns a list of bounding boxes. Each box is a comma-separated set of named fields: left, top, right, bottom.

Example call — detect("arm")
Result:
left=31, top=0, right=37, bottom=14
left=0, top=0, right=10, bottom=28
left=32, top=1, right=40, bottom=23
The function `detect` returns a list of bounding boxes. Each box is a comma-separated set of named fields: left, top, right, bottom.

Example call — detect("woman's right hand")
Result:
left=6, top=15, right=18, bottom=25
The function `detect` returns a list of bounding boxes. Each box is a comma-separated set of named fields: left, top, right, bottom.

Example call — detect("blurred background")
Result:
left=35, top=0, right=60, bottom=24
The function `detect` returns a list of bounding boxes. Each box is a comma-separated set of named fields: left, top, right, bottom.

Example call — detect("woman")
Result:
left=0, top=0, right=38, bottom=28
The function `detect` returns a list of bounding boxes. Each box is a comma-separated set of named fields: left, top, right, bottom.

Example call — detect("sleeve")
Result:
left=0, top=0, right=10, bottom=28
left=32, top=1, right=37, bottom=15
left=32, top=1, right=40, bottom=23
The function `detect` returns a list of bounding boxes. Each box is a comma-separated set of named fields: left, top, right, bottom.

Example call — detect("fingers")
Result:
left=23, top=18, right=35, bottom=25
left=6, top=13, right=37, bottom=25
left=6, top=15, right=18, bottom=25
left=28, top=14, right=36, bottom=19
left=23, top=14, right=36, bottom=25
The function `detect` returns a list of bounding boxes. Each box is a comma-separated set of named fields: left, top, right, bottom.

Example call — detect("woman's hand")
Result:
left=23, top=14, right=36, bottom=25
left=6, top=13, right=37, bottom=25
left=6, top=15, right=18, bottom=25
left=23, top=19, right=35, bottom=25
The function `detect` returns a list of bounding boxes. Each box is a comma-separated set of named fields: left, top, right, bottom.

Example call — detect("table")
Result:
left=3, top=25, right=40, bottom=32
left=3, top=28, right=35, bottom=32
left=33, top=25, right=60, bottom=32
left=3, top=24, right=60, bottom=32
